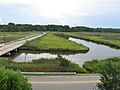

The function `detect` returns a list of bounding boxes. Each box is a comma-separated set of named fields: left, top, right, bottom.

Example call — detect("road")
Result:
left=0, top=33, right=46, bottom=56
left=27, top=76, right=100, bottom=90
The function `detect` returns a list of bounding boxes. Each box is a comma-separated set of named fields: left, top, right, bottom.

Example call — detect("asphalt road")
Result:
left=27, top=76, right=100, bottom=90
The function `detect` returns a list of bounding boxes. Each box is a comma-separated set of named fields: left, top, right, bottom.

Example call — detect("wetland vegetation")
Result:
left=0, top=56, right=86, bottom=73
left=0, top=56, right=120, bottom=74
left=59, top=32, right=120, bottom=49
left=22, top=33, right=89, bottom=53
left=83, top=57, right=120, bottom=73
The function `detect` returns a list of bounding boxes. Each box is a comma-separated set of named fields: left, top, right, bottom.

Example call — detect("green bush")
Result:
left=83, top=57, right=120, bottom=73
left=83, top=60, right=100, bottom=73
left=0, top=67, right=32, bottom=90
left=96, top=62, right=120, bottom=90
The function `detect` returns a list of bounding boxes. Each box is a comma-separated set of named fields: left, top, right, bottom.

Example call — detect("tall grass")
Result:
left=0, top=56, right=86, bottom=73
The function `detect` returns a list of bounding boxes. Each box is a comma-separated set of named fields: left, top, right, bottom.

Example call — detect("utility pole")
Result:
left=1, top=20, right=6, bottom=44
left=3, top=30, right=6, bottom=44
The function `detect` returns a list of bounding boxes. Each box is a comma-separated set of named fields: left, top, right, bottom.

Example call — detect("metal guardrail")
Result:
left=21, top=72, right=77, bottom=75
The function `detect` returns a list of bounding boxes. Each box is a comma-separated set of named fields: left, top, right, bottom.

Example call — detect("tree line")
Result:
left=0, top=22, right=120, bottom=32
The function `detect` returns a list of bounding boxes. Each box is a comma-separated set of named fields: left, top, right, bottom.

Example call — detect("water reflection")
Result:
left=13, top=53, right=57, bottom=62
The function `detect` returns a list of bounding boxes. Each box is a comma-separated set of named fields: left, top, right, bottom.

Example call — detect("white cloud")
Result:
left=0, top=0, right=120, bottom=27
left=1, top=0, right=120, bottom=16
left=0, top=0, right=32, bottom=4
left=0, top=0, right=97, bottom=16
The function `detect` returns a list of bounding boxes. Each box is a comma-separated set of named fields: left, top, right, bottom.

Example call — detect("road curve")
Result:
left=27, top=76, right=100, bottom=90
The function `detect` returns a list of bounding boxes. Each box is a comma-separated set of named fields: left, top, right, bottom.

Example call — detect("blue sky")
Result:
left=0, top=0, right=120, bottom=27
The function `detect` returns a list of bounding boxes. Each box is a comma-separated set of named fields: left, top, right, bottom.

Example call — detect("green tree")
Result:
left=8, top=22, right=15, bottom=26
left=0, top=67, right=32, bottom=90
left=96, top=62, right=120, bottom=90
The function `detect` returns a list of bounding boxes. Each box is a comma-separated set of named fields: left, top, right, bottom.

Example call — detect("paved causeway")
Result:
left=0, top=33, right=46, bottom=56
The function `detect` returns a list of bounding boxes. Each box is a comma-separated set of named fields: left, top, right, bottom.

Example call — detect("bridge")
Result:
left=0, top=33, right=46, bottom=56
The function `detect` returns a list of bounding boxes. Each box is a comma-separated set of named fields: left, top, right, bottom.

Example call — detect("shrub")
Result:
left=83, top=57, right=120, bottom=73
left=83, top=60, right=99, bottom=73
left=0, top=67, right=32, bottom=90
left=95, top=62, right=120, bottom=90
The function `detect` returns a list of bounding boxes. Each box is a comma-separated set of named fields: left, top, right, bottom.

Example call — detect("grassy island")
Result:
left=22, top=33, right=89, bottom=53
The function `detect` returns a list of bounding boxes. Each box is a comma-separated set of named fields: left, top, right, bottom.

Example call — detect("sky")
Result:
left=0, top=0, right=120, bottom=27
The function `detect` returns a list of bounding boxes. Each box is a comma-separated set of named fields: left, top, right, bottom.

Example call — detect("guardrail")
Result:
left=21, top=72, right=76, bottom=75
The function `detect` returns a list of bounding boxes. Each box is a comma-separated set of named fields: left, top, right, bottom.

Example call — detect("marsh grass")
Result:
left=83, top=57, right=120, bottom=73
left=0, top=56, right=87, bottom=73
left=22, top=33, right=89, bottom=53
left=61, top=32, right=120, bottom=49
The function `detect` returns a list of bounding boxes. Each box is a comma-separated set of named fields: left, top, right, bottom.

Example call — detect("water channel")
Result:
left=11, top=37, right=120, bottom=66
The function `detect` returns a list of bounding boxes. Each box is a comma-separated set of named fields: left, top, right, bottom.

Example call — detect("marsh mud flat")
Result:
left=8, top=37, right=120, bottom=66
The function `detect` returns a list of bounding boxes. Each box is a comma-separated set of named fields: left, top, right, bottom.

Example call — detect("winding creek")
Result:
left=10, top=37, right=120, bottom=66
